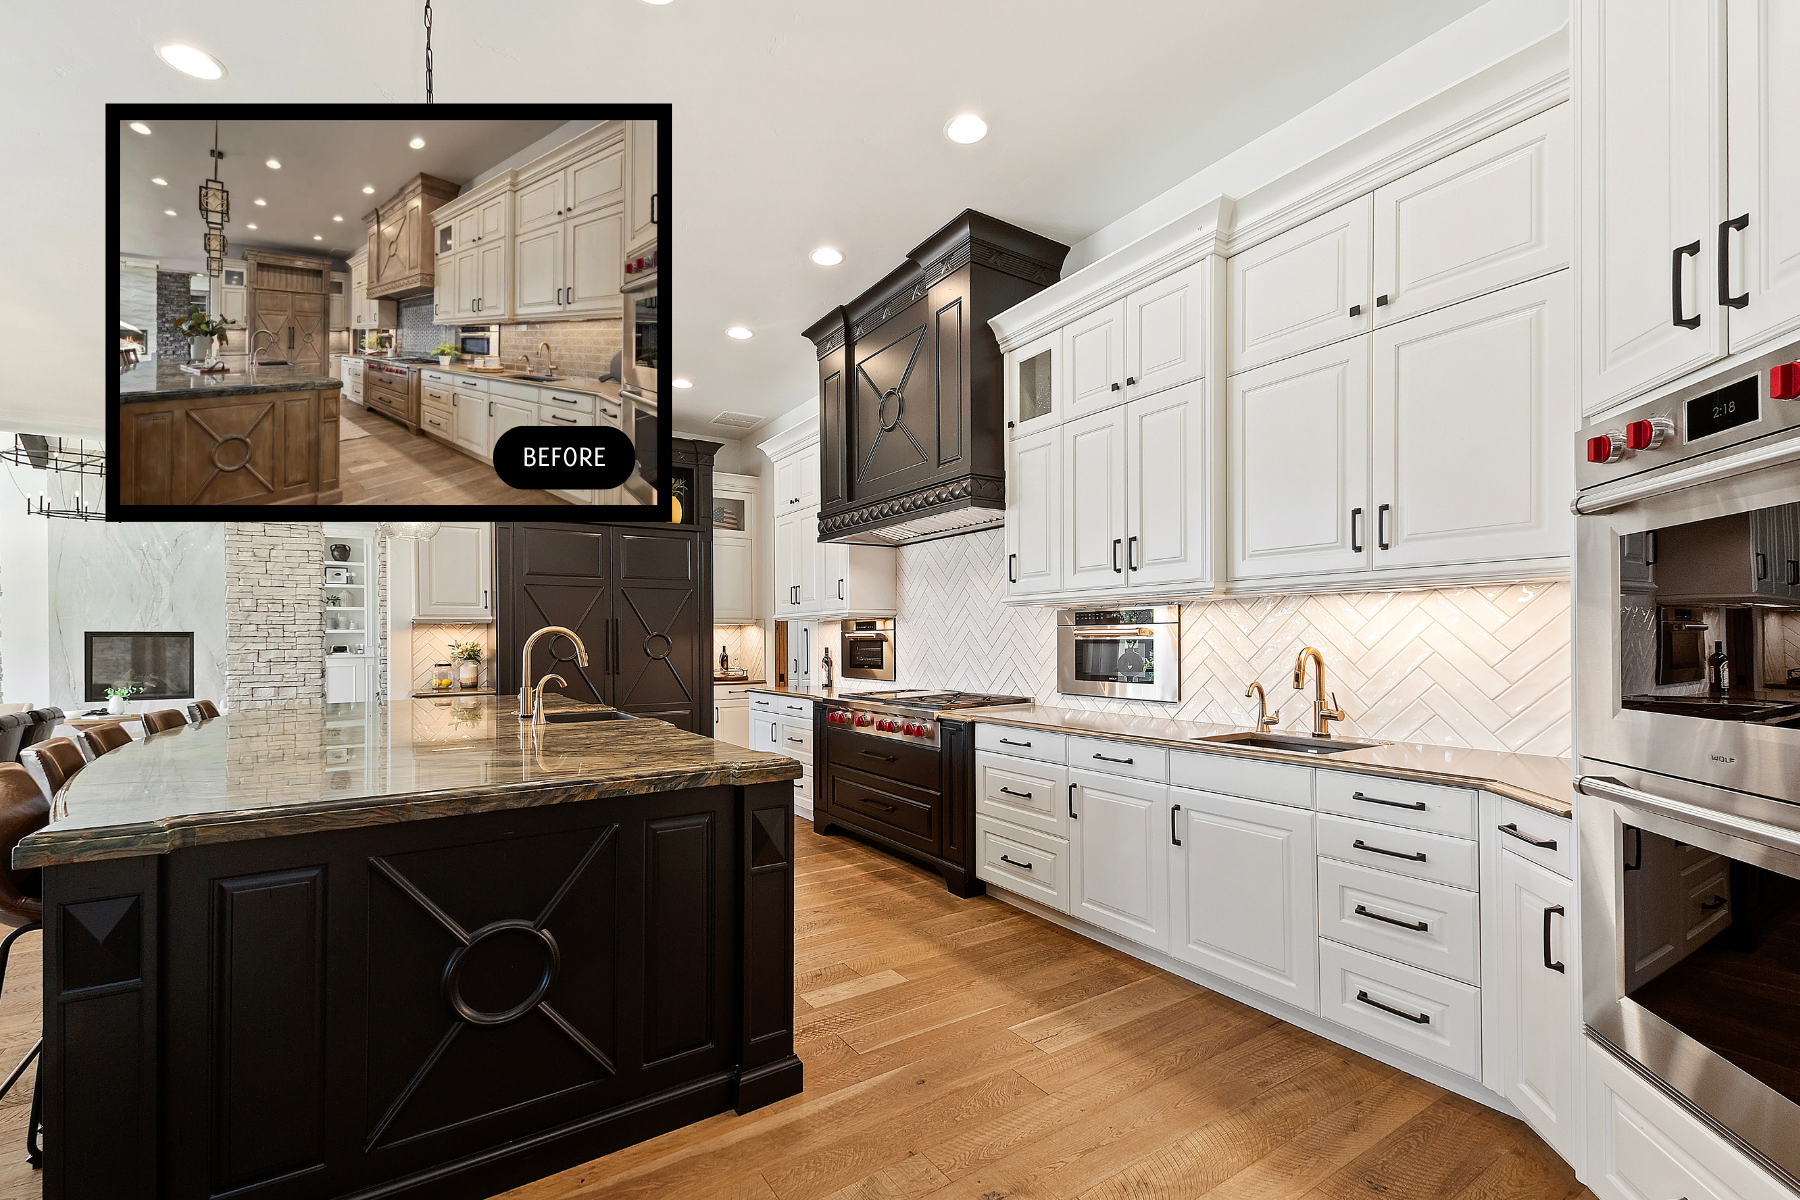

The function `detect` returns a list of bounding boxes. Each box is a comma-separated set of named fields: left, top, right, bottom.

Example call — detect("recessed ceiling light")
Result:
left=671, top=379, right=693, bottom=388
left=332, top=215, right=344, bottom=222
left=810, top=247, right=844, bottom=266
left=129, top=122, right=152, bottom=135
left=643, top=0, right=674, bottom=5
left=409, top=136, right=426, bottom=149
left=944, top=114, right=988, bottom=144
left=246, top=223, right=257, bottom=230
left=154, top=43, right=225, bottom=80
left=313, top=234, right=323, bottom=241
left=727, top=327, right=753, bottom=340
left=253, top=198, right=266, bottom=206
left=265, top=158, right=281, bottom=169
left=151, top=177, right=167, bottom=186
left=163, top=209, right=177, bottom=217
left=362, top=185, right=375, bottom=194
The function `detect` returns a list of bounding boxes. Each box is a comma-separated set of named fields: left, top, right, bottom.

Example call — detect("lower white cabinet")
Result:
left=1496, top=848, right=1580, bottom=1164
left=714, top=697, right=749, bottom=748
left=975, top=816, right=1071, bottom=913
left=1068, top=768, right=1170, bottom=952
left=452, top=387, right=487, bottom=455
left=748, top=695, right=813, bottom=816
left=486, top=395, right=537, bottom=461
left=324, top=656, right=371, bottom=703
left=1169, top=786, right=1318, bottom=1013
left=1319, top=937, right=1483, bottom=1079
left=414, top=522, right=494, bottom=620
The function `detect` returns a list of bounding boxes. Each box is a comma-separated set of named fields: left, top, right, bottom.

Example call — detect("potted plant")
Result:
left=449, top=639, right=483, bottom=689
left=104, top=683, right=142, bottom=716
left=433, top=343, right=460, bottom=367
left=177, top=306, right=230, bottom=363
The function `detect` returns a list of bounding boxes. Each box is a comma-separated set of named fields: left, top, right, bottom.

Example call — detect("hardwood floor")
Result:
left=0, top=823, right=1596, bottom=1198
left=336, top=402, right=569, bottom=506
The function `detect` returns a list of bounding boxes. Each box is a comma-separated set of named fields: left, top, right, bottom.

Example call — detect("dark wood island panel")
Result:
left=119, top=387, right=340, bottom=506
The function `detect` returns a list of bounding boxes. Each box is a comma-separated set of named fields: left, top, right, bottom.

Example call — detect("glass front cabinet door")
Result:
left=1007, top=329, right=1061, bottom=439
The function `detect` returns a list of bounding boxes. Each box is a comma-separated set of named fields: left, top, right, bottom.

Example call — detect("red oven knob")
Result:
left=1773, top=362, right=1800, bottom=401
left=901, top=723, right=917, bottom=735
left=1624, top=416, right=1674, bottom=451
left=1587, top=432, right=1626, bottom=464
left=857, top=714, right=873, bottom=727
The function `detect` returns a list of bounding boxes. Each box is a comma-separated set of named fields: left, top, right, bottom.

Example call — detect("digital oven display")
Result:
left=1685, top=376, right=1759, bottom=442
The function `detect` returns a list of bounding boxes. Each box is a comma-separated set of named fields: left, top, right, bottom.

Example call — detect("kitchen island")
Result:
left=115, top=360, right=345, bottom=506
left=17, top=695, right=804, bottom=1200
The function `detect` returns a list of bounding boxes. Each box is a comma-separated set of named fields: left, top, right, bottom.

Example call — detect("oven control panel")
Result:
left=824, top=705, right=938, bottom=747
left=1578, top=355, right=1800, bottom=489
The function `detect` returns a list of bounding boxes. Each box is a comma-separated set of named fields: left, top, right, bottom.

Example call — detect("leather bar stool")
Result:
left=141, top=709, right=187, bottom=735
left=29, top=738, right=84, bottom=798
left=0, top=713, right=28, bottom=765
left=0, top=762, right=49, bottom=1167
left=187, top=700, right=220, bottom=722
left=82, top=723, right=132, bottom=757
left=19, top=709, right=63, bottom=752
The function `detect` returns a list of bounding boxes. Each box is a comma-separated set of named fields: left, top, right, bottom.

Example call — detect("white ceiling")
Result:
left=119, top=120, right=565, bottom=266
left=9, top=0, right=1491, bottom=439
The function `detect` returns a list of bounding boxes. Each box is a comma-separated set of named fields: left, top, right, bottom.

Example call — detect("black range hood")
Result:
left=803, top=209, right=1068, bottom=545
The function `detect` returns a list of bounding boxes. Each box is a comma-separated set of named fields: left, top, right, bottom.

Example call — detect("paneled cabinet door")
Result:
left=1124, top=260, right=1208, bottom=398
left=1725, top=0, right=1800, bottom=353
left=1061, top=407, right=1129, bottom=592
left=795, top=515, right=822, bottom=611
left=1064, top=300, right=1128, bottom=419
left=774, top=453, right=805, bottom=511
left=1006, top=426, right=1062, bottom=597
left=513, top=225, right=565, bottom=317
left=565, top=207, right=623, bottom=315
left=415, top=522, right=494, bottom=620
left=1168, top=787, right=1318, bottom=1014
left=515, top=171, right=564, bottom=234
left=795, top=444, right=821, bottom=510
left=625, top=119, right=658, bottom=256
left=1372, top=104, right=1571, bottom=327
left=1577, top=0, right=1726, bottom=415
left=1007, top=328, right=1061, bottom=439
left=453, top=249, right=479, bottom=321
left=475, top=241, right=507, bottom=320
left=1497, top=849, right=1579, bottom=1164
left=714, top=535, right=755, bottom=623
left=1370, top=275, right=1573, bottom=571
left=1070, top=768, right=1171, bottom=953
left=349, top=261, right=367, bottom=326
left=772, top=510, right=801, bottom=613
left=218, top=285, right=247, bottom=329
left=1124, top=379, right=1208, bottom=590
left=486, top=396, right=538, bottom=462
left=452, top=390, right=487, bottom=456
left=1228, top=338, right=1371, bottom=581
left=1228, top=193, right=1372, bottom=375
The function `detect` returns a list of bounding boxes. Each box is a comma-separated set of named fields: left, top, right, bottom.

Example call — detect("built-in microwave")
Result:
left=840, top=619, right=896, bottom=681
left=1056, top=606, right=1180, bottom=703
left=457, top=325, right=501, bottom=361
left=624, top=287, right=658, bottom=399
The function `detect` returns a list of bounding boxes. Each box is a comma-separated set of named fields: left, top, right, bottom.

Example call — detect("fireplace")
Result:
left=84, top=632, right=195, bottom=702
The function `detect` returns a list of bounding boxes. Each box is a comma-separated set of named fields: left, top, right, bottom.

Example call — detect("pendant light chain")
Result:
left=423, top=0, right=434, bottom=103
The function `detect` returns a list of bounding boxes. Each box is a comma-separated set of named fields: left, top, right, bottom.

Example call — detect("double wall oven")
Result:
left=1576, top=346, right=1800, bottom=1188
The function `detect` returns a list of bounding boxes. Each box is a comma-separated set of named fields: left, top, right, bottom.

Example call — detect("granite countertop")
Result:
left=117, top=360, right=345, bottom=402
left=15, top=694, right=801, bottom=870
left=748, top=682, right=888, bottom=702
left=414, top=360, right=628, bottom=399
left=970, top=704, right=1574, bottom=817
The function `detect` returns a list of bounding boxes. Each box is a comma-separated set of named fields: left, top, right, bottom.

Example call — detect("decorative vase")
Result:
left=107, top=695, right=126, bottom=716
left=329, top=543, right=351, bottom=562
left=458, top=660, right=479, bottom=688
left=671, top=496, right=683, bottom=524
left=190, top=336, right=210, bottom=362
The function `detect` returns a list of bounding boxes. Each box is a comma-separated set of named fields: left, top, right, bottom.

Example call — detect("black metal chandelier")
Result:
left=1, top=435, right=107, bottom=521
left=198, top=121, right=230, bottom=276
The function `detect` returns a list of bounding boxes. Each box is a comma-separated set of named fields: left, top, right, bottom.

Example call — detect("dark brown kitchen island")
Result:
left=15, top=696, right=803, bottom=1200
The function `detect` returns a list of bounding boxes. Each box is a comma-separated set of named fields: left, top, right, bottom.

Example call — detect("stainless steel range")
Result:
left=822, top=689, right=1028, bottom=750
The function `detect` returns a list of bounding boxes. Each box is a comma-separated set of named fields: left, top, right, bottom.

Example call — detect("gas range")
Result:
left=822, top=689, right=1028, bottom=748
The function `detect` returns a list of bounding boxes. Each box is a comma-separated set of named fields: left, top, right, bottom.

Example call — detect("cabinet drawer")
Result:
left=1319, top=938, right=1481, bottom=1079
left=422, top=383, right=454, bottom=409
left=1068, top=735, right=1166, bottom=782
left=976, top=752, right=1069, bottom=838
left=975, top=723, right=1065, bottom=764
left=420, top=409, right=453, bottom=438
left=542, top=408, right=595, bottom=427
left=779, top=698, right=813, bottom=719
left=1316, top=813, right=1478, bottom=890
left=1492, top=795, right=1573, bottom=880
left=778, top=722, right=813, bottom=757
left=976, top=817, right=1069, bottom=914
left=1169, top=750, right=1312, bottom=809
left=826, top=727, right=938, bottom=791
left=750, top=693, right=777, bottom=713
left=421, top=370, right=459, bottom=389
left=828, top=770, right=937, bottom=852
left=716, top=685, right=759, bottom=702
left=489, top=379, right=543, bottom=403
left=540, top=388, right=595, bottom=415
left=794, top=771, right=813, bottom=811
left=1316, top=771, right=1476, bottom=838
left=1317, top=858, right=1480, bottom=985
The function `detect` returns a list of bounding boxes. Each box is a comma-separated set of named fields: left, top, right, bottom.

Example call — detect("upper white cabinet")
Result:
left=1229, top=194, right=1372, bottom=375
left=1372, top=105, right=1571, bottom=326
left=1005, top=329, right=1062, bottom=439
left=624, top=118, right=658, bottom=262
left=763, top=428, right=894, bottom=619
left=1724, top=0, right=1800, bottom=353
left=1064, top=300, right=1128, bottom=419
left=414, top=523, right=494, bottom=621
left=1123, top=260, right=1209, bottom=399
left=1123, top=381, right=1209, bottom=591
left=1497, top=848, right=1580, bottom=1165
left=774, top=444, right=819, bottom=512
left=1370, top=274, right=1573, bottom=572
left=435, top=185, right=512, bottom=325
left=512, top=129, right=626, bottom=320
left=1061, top=407, right=1130, bottom=593
left=347, top=249, right=396, bottom=329
left=713, top=472, right=759, bottom=623
left=1005, top=427, right=1063, bottom=598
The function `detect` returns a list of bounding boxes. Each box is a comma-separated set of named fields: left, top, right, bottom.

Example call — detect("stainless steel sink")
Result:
left=541, top=709, right=636, bottom=723
left=507, top=373, right=563, bottom=383
left=252, top=359, right=291, bottom=366
left=1193, top=730, right=1383, bottom=756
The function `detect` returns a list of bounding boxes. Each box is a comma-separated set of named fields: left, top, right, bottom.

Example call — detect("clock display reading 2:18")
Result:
left=1684, top=376, right=1760, bottom=442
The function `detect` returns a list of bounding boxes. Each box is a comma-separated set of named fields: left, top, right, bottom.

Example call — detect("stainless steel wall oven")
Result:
left=1056, top=606, right=1180, bottom=703
left=840, top=619, right=896, bottom=681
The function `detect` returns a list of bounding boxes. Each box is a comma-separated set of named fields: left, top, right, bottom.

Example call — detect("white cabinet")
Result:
left=452, top=386, right=487, bottom=456
left=1123, top=260, right=1208, bottom=398
left=773, top=510, right=802, bottom=615
left=1064, top=300, right=1128, bottom=419
left=514, top=136, right=625, bottom=319
left=1169, top=786, right=1318, bottom=1013
left=1123, top=380, right=1209, bottom=590
left=564, top=207, right=623, bottom=315
left=437, top=188, right=514, bottom=325
left=1004, top=426, right=1062, bottom=597
left=324, top=657, right=370, bottom=703
left=1061, top=407, right=1130, bottom=592
left=1577, top=0, right=1728, bottom=414
left=414, top=523, right=493, bottom=621
left=712, top=473, right=758, bottom=623
left=486, top=395, right=537, bottom=462
left=774, top=443, right=819, bottom=512
left=1496, top=849, right=1579, bottom=1164
left=766, top=436, right=893, bottom=618
left=513, top=225, right=564, bottom=318
left=1228, top=194, right=1372, bottom=374
left=1228, top=337, right=1371, bottom=580
left=347, top=250, right=396, bottom=329
left=1069, top=768, right=1170, bottom=952
left=475, top=238, right=507, bottom=321
left=624, top=118, right=658, bottom=261
left=1370, top=274, right=1572, bottom=571
left=1724, top=0, right=1800, bottom=353
left=1005, top=329, right=1062, bottom=439
left=1372, top=104, right=1571, bottom=326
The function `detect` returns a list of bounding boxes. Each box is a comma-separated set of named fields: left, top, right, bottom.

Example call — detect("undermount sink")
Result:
left=252, top=359, right=291, bottom=366
left=506, top=373, right=562, bottom=383
left=540, top=709, right=636, bottom=723
left=1194, top=730, right=1383, bottom=756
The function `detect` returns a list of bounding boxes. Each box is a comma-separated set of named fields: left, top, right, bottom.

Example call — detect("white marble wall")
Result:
left=48, top=521, right=227, bottom=709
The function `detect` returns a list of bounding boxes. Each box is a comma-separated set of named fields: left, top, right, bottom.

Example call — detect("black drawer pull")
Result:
left=1701, top=894, right=1728, bottom=912
left=859, top=750, right=897, bottom=762
left=786, top=737, right=805, bottom=744
left=1092, top=752, right=1135, bottom=765
left=999, top=854, right=1033, bottom=871
left=865, top=800, right=897, bottom=812
left=1352, top=791, right=1426, bottom=811
left=998, top=787, right=1034, bottom=800
left=1355, top=904, right=1429, bottom=933
left=1498, top=823, right=1558, bottom=851
left=1543, top=904, right=1565, bottom=973
left=1353, top=839, right=1426, bottom=863
left=1356, top=990, right=1430, bottom=1025
left=998, top=738, right=1032, bottom=748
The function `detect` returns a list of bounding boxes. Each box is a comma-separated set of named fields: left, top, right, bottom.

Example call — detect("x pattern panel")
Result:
left=892, top=528, right=1571, bottom=755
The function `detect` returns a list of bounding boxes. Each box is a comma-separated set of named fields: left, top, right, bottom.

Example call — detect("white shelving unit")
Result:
left=323, top=526, right=380, bottom=705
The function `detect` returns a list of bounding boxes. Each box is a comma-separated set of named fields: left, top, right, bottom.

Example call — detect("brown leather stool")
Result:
left=188, top=700, right=220, bottom=721
left=29, top=738, right=84, bottom=798
left=82, top=723, right=132, bottom=757
left=0, top=762, right=49, bottom=1167
left=141, top=709, right=187, bottom=735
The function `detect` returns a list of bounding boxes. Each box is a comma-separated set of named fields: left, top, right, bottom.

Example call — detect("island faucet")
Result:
left=251, top=329, right=280, bottom=366
left=1245, top=682, right=1279, bottom=734
left=530, top=673, right=567, bottom=727
left=1292, top=646, right=1345, bottom=738
left=519, top=626, right=589, bottom=718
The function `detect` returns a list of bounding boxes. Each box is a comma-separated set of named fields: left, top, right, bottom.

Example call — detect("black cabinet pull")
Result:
left=998, top=787, right=1034, bottom=800
left=1352, top=790, right=1425, bottom=811
left=1625, top=826, right=1643, bottom=871
left=1645, top=530, right=1657, bottom=564
left=1376, top=294, right=1389, bottom=307
left=859, top=749, right=897, bottom=762
left=1377, top=504, right=1391, bottom=551
left=999, top=854, right=1033, bottom=871
left=1543, top=904, right=1566, bottom=972
left=1092, top=752, right=1135, bottom=765
left=1348, top=304, right=1362, bottom=317
left=1069, top=783, right=1077, bottom=820
left=1008, top=553, right=1017, bottom=583
left=1356, top=990, right=1430, bottom=1024
left=838, top=578, right=845, bottom=600
left=1672, top=240, right=1702, bottom=328
left=1128, top=536, right=1139, bottom=571
left=1171, top=803, right=1181, bottom=846
left=1112, top=538, right=1123, bottom=572
left=1355, top=904, right=1429, bottom=932
left=1125, top=376, right=1137, bottom=386
left=1701, top=895, right=1728, bottom=912
left=786, top=736, right=805, bottom=744
left=1354, top=839, right=1426, bottom=863
left=1757, top=552, right=1769, bottom=580
left=868, top=800, right=897, bottom=812
left=1719, top=214, right=1749, bottom=307
left=650, top=192, right=658, bottom=225
left=1110, top=381, right=1121, bottom=392
left=998, top=738, right=1032, bottom=747
left=1351, top=507, right=1363, bottom=554
left=1790, top=560, right=1799, bottom=587
left=1498, top=823, right=1558, bottom=851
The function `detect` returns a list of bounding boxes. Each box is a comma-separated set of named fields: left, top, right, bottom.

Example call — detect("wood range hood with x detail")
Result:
left=804, top=210, right=1068, bottom=545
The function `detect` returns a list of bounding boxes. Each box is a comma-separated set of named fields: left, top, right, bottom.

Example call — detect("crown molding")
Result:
left=755, top=409, right=819, bottom=461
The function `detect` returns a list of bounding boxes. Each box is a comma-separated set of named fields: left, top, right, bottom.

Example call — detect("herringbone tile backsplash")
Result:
left=889, top=527, right=1572, bottom=756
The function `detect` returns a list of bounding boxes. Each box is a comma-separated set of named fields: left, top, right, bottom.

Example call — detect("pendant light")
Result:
left=198, top=121, right=230, bottom=276
left=376, top=520, right=441, bottom=541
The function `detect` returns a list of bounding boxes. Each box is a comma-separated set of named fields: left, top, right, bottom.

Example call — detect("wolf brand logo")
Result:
left=492, top=424, right=635, bottom=491
left=1709, top=754, right=1736, bottom=763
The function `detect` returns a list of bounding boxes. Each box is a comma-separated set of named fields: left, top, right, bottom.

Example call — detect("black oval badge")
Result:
left=492, top=424, right=637, bottom=491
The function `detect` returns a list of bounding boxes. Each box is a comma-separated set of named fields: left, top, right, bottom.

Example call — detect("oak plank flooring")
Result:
left=0, top=927, right=40, bottom=1200
left=500, top=821, right=1597, bottom=1200
left=335, top=400, right=570, bottom=506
